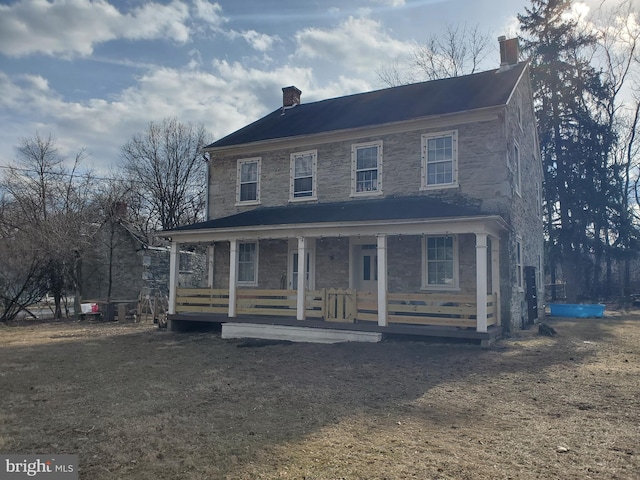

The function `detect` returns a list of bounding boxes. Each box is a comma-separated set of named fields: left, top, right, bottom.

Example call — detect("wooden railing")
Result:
left=357, top=292, right=497, bottom=328
left=175, top=288, right=497, bottom=329
left=176, top=288, right=323, bottom=318
left=237, top=289, right=324, bottom=318
left=175, top=288, right=229, bottom=314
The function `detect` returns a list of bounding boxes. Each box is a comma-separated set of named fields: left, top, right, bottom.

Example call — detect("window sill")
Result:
left=350, top=190, right=384, bottom=198
left=420, top=183, right=458, bottom=191
left=235, top=200, right=261, bottom=207
left=289, top=196, right=318, bottom=203
left=237, top=282, right=259, bottom=287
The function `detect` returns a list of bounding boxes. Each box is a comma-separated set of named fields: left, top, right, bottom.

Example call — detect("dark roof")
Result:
left=208, top=62, right=527, bottom=149
left=168, top=196, right=483, bottom=232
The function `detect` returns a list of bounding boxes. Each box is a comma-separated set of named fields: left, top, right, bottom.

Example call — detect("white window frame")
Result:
left=536, top=180, right=542, bottom=217
left=236, top=158, right=261, bottom=206
left=516, top=237, right=523, bottom=291
left=237, top=241, right=258, bottom=286
left=514, top=142, right=521, bottom=196
left=421, top=130, right=458, bottom=190
left=289, top=150, right=317, bottom=202
left=421, top=235, right=459, bottom=291
left=350, top=141, right=383, bottom=196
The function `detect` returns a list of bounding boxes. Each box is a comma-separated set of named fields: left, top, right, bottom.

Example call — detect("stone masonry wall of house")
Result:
left=209, top=115, right=507, bottom=220
left=83, top=222, right=206, bottom=301
left=501, top=74, right=545, bottom=330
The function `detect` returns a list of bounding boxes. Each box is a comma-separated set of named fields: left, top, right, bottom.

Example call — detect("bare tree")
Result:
left=120, top=117, right=211, bottom=233
left=377, top=23, right=492, bottom=86
left=0, top=133, right=97, bottom=319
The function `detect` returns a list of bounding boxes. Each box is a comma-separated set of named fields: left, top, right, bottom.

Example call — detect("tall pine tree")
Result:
left=519, top=0, right=609, bottom=302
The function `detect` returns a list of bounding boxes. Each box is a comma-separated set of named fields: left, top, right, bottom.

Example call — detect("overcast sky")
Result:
left=0, top=0, right=599, bottom=174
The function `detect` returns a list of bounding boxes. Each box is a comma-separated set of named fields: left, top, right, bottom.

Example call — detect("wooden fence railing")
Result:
left=175, top=288, right=497, bottom=329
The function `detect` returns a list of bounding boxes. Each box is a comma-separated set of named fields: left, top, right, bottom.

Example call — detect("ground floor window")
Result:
left=238, top=241, right=258, bottom=285
left=423, top=235, right=457, bottom=289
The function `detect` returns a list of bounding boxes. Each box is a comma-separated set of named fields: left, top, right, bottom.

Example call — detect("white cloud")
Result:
left=192, top=0, right=226, bottom=27
left=293, top=16, right=412, bottom=75
left=373, top=0, right=406, bottom=6
left=241, top=30, right=280, bottom=52
left=0, top=0, right=192, bottom=57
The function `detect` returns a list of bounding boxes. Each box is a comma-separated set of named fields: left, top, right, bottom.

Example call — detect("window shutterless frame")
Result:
left=421, top=130, right=458, bottom=189
left=236, top=158, right=261, bottom=205
left=350, top=141, right=383, bottom=196
left=289, top=150, right=317, bottom=201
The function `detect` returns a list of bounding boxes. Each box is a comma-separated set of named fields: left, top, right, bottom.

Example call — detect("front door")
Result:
left=357, top=245, right=378, bottom=292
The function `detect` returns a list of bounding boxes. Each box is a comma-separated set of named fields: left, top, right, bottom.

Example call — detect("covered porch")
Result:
left=162, top=197, right=508, bottom=341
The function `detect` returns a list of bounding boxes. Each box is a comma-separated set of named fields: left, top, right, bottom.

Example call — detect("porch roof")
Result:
left=167, top=196, right=495, bottom=233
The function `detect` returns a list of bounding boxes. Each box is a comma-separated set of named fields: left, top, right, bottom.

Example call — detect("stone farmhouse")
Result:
left=161, top=37, right=544, bottom=345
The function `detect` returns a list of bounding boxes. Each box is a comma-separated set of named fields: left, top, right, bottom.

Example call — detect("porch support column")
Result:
left=228, top=239, right=238, bottom=318
left=377, top=234, right=388, bottom=327
left=296, top=236, right=307, bottom=320
left=475, top=233, right=488, bottom=333
left=491, top=236, right=501, bottom=327
left=168, top=241, right=180, bottom=314
left=207, top=244, right=215, bottom=288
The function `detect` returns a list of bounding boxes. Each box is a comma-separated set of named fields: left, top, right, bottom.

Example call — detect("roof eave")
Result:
left=157, top=214, right=508, bottom=243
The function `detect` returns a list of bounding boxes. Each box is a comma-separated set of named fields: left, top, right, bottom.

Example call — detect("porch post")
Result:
left=377, top=234, right=388, bottom=327
left=296, top=236, right=307, bottom=320
left=207, top=244, right=215, bottom=288
left=228, top=239, right=238, bottom=318
left=491, top=236, right=501, bottom=327
left=168, top=241, right=180, bottom=314
left=475, top=233, right=488, bottom=333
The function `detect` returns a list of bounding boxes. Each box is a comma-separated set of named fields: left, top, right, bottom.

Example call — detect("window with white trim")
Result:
left=422, top=235, right=458, bottom=289
left=421, top=130, right=457, bottom=188
left=238, top=241, right=258, bottom=285
left=516, top=96, right=523, bottom=130
left=516, top=238, right=523, bottom=290
left=290, top=150, right=317, bottom=201
left=236, top=158, right=261, bottom=204
left=351, top=141, right=382, bottom=195
left=514, top=142, right=521, bottom=195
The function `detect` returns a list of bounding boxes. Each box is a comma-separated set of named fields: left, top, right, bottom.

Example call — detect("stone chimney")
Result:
left=498, top=36, right=519, bottom=69
left=282, top=86, right=301, bottom=108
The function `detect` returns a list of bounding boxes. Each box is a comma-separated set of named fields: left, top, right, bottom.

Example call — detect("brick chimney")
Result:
left=498, top=36, right=519, bottom=70
left=282, top=86, right=301, bottom=108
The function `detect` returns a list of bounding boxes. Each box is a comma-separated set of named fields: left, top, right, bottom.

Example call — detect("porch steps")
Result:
left=221, top=322, right=382, bottom=344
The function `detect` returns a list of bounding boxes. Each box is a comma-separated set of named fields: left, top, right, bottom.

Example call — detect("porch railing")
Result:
left=174, top=288, right=497, bottom=328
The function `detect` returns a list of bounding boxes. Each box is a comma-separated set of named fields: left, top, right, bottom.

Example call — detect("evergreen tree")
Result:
left=519, top=0, right=610, bottom=301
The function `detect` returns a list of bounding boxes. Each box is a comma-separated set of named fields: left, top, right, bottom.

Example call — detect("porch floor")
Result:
left=167, top=313, right=503, bottom=346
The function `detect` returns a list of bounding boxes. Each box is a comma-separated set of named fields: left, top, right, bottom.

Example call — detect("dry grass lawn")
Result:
left=1, top=313, right=639, bottom=479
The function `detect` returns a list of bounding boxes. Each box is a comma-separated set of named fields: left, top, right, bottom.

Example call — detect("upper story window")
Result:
left=290, top=150, right=317, bottom=201
left=421, top=130, right=458, bottom=189
left=351, top=141, right=382, bottom=196
left=514, top=142, right=521, bottom=196
left=236, top=158, right=261, bottom=205
left=516, top=96, right=523, bottom=130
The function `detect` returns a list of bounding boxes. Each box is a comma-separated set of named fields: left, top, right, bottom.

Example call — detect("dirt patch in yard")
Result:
left=1, top=314, right=639, bottom=479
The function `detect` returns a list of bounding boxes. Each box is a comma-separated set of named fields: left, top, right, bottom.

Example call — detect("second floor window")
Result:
left=290, top=150, right=317, bottom=201
left=352, top=141, right=382, bottom=195
left=237, top=158, right=261, bottom=204
left=422, top=130, right=457, bottom=188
